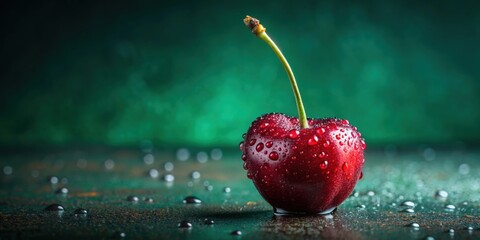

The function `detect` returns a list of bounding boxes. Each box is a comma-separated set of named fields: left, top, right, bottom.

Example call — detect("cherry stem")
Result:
left=244, top=16, right=309, bottom=129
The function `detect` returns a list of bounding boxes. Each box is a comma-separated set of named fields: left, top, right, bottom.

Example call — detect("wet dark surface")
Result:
left=0, top=147, right=479, bottom=239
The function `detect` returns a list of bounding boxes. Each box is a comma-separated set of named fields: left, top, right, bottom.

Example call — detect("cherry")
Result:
left=240, top=16, right=366, bottom=215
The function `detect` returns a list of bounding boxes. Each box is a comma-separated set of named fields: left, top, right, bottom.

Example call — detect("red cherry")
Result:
left=241, top=113, right=365, bottom=214
left=242, top=16, right=366, bottom=215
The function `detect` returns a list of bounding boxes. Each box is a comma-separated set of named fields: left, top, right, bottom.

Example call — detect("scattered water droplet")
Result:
left=204, top=218, right=215, bottom=225
left=360, top=139, right=366, bottom=150
left=3, top=166, right=13, bottom=175
left=247, top=172, right=252, bottom=179
left=401, top=200, right=415, bottom=208
left=268, top=152, right=279, bottom=161
left=74, top=208, right=87, bottom=215
left=260, top=122, right=269, bottom=129
left=288, top=129, right=299, bottom=139
left=241, top=154, right=247, bottom=161
left=319, top=161, right=328, bottom=170
left=55, top=187, right=68, bottom=195
left=406, top=222, right=420, bottom=229
left=163, top=162, right=174, bottom=172
left=290, top=156, right=297, bottom=161
left=211, top=148, right=223, bottom=160
left=249, top=139, right=257, bottom=146
left=47, top=176, right=59, bottom=184
left=223, top=187, right=231, bottom=193
left=242, top=133, right=246, bottom=139
left=400, top=208, right=415, bottom=213
left=205, top=185, right=214, bottom=191
left=45, top=204, right=64, bottom=211
left=126, top=195, right=139, bottom=202
left=328, top=122, right=337, bottom=130
left=359, top=171, right=363, bottom=180
left=144, top=197, right=154, bottom=203
left=143, top=153, right=155, bottom=165
left=458, top=163, right=470, bottom=175
left=163, top=174, right=175, bottom=182
left=230, top=230, right=242, bottom=236
left=435, top=190, right=448, bottom=199
left=265, top=141, right=273, bottom=148
left=239, top=142, right=244, bottom=150
left=341, top=119, right=349, bottom=125
left=323, top=141, right=330, bottom=148
left=444, top=204, right=455, bottom=211
left=112, top=231, right=126, bottom=238
left=104, top=159, right=115, bottom=170
left=183, top=196, right=202, bottom=204
left=196, top=152, right=209, bottom=163
left=178, top=220, right=193, bottom=228
left=256, top=143, right=264, bottom=152
left=176, top=148, right=190, bottom=161
left=318, top=152, right=326, bottom=158
left=357, top=204, right=366, bottom=209
left=335, top=134, right=341, bottom=140
left=308, top=136, right=319, bottom=145
left=149, top=169, right=159, bottom=178
left=190, top=171, right=201, bottom=180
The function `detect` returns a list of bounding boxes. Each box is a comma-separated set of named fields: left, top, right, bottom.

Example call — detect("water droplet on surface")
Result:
left=458, top=163, right=470, bottom=175
left=323, top=141, right=330, bottom=148
left=231, top=230, right=242, bottom=236
left=444, top=204, right=455, bottom=211
left=148, top=169, right=159, bottom=178
left=316, top=128, right=326, bottom=135
left=357, top=204, right=366, bottom=209
left=318, top=152, right=326, bottom=158
left=74, top=208, right=87, bottom=215
left=342, top=162, right=349, bottom=171
left=104, top=159, right=115, bottom=170
left=319, top=161, right=328, bottom=170
left=359, top=171, right=363, bottom=180
left=126, top=195, right=139, bottom=202
left=190, top=171, right=201, bottom=180
left=407, top=222, right=420, bottom=229
left=447, top=229, right=455, bottom=234
left=48, top=176, right=59, bottom=184
left=341, top=119, right=349, bottom=125
left=256, top=143, right=264, bottom=152
left=163, top=174, right=175, bottom=182
left=204, top=218, right=215, bottom=225
left=242, top=133, right=246, bottom=139
left=268, top=152, right=279, bottom=161
left=144, top=197, right=154, bottom=203
left=178, top=220, right=192, bottom=228
left=400, top=208, right=415, bottom=213
left=183, top=196, right=202, bottom=204
left=336, top=134, right=341, bottom=140
left=290, top=156, right=297, bottom=161
left=260, top=122, right=269, bottom=129
left=196, top=152, right=209, bottom=163
left=55, top=187, right=69, bottom=195
left=176, top=148, right=190, bottom=161
left=211, top=148, right=223, bottom=160
left=247, top=172, right=252, bottom=179
left=223, top=187, right=231, bottom=193
left=205, top=185, right=213, bottom=191
left=435, top=190, right=448, bottom=199
left=239, top=142, right=244, bottom=150
left=163, top=162, right=174, bottom=172
left=3, top=166, right=13, bottom=175
left=265, top=141, right=273, bottom=148
left=143, top=153, right=155, bottom=165
left=328, top=122, right=337, bottom=130
left=308, top=136, right=319, bottom=145
left=360, top=139, right=366, bottom=150
left=249, top=139, right=257, bottom=146
left=424, top=236, right=435, bottom=240
left=241, top=154, right=247, bottom=161
left=112, top=231, right=126, bottom=238
left=45, top=204, right=64, bottom=211
left=400, top=200, right=415, bottom=208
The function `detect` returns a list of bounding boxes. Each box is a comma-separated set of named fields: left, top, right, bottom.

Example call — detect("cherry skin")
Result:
left=241, top=113, right=365, bottom=214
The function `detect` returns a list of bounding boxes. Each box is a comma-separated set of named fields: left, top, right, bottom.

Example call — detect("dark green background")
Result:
left=1, top=0, right=479, bottom=147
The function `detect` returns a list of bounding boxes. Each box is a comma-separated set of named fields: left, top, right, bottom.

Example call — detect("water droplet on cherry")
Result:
left=288, top=129, right=299, bottom=139
left=241, top=154, right=247, bottom=161
left=320, top=161, right=328, bottom=170
left=341, top=119, right=349, bottom=125
left=249, top=139, right=256, bottom=146
left=265, top=141, right=273, bottom=148
left=308, top=136, right=318, bottom=145
left=323, top=141, right=330, bottom=148
left=256, top=143, right=264, bottom=152
left=268, top=152, right=279, bottom=161
left=316, top=128, right=326, bottom=135
left=318, top=152, right=326, bottom=158
left=239, top=141, right=244, bottom=150
left=359, top=171, right=363, bottom=180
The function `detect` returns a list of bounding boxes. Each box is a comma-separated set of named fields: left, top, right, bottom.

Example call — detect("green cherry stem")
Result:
left=244, top=16, right=309, bottom=129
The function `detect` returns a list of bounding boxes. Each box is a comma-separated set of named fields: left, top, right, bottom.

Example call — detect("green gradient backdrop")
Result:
left=1, top=1, right=479, bottom=147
